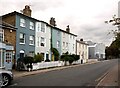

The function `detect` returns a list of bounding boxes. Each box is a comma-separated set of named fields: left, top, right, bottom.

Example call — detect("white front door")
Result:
left=5, top=52, right=12, bottom=70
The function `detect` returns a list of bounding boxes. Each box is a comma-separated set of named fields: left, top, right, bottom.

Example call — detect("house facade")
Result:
left=35, top=21, right=51, bottom=61
left=61, top=26, right=77, bottom=55
left=86, top=41, right=105, bottom=60
left=2, top=6, right=37, bottom=60
left=0, top=21, right=14, bottom=70
left=76, top=39, right=88, bottom=63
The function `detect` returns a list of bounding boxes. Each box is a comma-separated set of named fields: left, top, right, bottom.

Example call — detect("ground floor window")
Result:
left=6, top=52, right=12, bottom=63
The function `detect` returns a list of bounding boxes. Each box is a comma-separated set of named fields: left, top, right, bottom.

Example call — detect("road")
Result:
left=10, top=59, right=118, bottom=86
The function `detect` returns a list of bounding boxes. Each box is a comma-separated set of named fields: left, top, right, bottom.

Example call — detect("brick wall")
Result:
left=4, top=28, right=16, bottom=52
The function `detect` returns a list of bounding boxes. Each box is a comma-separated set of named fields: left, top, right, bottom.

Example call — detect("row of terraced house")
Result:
left=0, top=5, right=105, bottom=70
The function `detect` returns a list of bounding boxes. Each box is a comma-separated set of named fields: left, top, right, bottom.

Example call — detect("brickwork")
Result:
left=4, top=28, right=16, bottom=52
left=2, top=15, right=16, bottom=26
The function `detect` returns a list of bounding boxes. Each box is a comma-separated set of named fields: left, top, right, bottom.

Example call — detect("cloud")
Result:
left=0, top=0, right=119, bottom=46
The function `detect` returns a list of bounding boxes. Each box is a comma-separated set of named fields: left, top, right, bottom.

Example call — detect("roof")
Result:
left=76, top=40, right=88, bottom=45
left=2, top=11, right=77, bottom=36
left=0, top=21, right=17, bottom=30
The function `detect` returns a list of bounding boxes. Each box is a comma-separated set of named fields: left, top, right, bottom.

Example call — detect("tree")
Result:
left=52, top=48, right=60, bottom=61
left=105, top=15, right=120, bottom=59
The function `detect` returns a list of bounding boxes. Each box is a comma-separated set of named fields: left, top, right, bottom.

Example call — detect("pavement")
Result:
left=96, top=60, right=119, bottom=87
left=12, top=60, right=119, bottom=87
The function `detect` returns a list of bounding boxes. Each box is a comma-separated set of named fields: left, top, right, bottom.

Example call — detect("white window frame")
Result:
left=20, top=18, right=25, bottom=27
left=19, top=33, right=25, bottom=44
left=29, top=35, right=34, bottom=45
left=57, top=41, right=60, bottom=48
left=0, top=29, right=4, bottom=42
left=30, top=22, right=34, bottom=30
left=63, top=42, right=65, bottom=48
left=66, top=42, right=68, bottom=49
left=37, top=37, right=40, bottom=47
left=37, top=23, right=40, bottom=32
left=41, top=37, right=45, bottom=47
left=41, top=23, right=45, bottom=33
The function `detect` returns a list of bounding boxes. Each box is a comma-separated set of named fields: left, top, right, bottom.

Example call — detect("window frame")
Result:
left=30, top=21, right=34, bottom=30
left=20, top=18, right=26, bottom=27
left=41, top=23, right=45, bottom=33
left=19, top=33, right=25, bottom=44
left=29, top=35, right=34, bottom=45
left=0, top=29, right=4, bottom=42
left=41, top=37, right=45, bottom=47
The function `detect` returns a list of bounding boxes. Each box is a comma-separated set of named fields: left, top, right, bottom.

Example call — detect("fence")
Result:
left=32, top=61, right=64, bottom=70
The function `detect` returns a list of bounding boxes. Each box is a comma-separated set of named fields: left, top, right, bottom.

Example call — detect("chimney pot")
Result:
left=23, top=5, right=32, bottom=17
left=66, top=25, right=70, bottom=33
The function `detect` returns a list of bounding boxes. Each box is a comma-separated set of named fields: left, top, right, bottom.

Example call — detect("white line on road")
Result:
left=10, top=83, right=18, bottom=86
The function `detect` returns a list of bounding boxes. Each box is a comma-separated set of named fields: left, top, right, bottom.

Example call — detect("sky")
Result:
left=0, top=0, right=120, bottom=46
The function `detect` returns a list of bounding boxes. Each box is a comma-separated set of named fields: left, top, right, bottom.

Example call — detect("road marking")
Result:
left=10, top=83, right=18, bottom=86
left=95, top=67, right=113, bottom=87
left=95, top=71, right=109, bottom=82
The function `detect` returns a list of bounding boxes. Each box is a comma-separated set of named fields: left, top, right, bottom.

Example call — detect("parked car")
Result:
left=0, top=69, right=13, bottom=87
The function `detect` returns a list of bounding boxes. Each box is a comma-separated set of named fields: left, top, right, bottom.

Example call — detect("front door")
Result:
left=5, top=52, right=12, bottom=70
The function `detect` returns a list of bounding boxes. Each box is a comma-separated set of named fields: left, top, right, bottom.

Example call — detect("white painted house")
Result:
left=35, top=21, right=51, bottom=61
left=86, top=41, right=106, bottom=60
left=61, top=26, right=77, bottom=55
left=76, top=39, right=88, bottom=63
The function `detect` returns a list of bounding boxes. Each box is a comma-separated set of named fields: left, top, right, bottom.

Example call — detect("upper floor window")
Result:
left=29, top=35, right=34, bottom=45
left=30, top=22, right=34, bottom=30
left=66, top=42, right=68, bottom=49
left=20, top=18, right=25, bottom=27
left=20, top=33, right=25, bottom=44
left=63, top=42, right=65, bottom=48
left=57, top=41, right=60, bottom=48
left=57, top=31, right=60, bottom=36
left=37, top=23, right=40, bottom=32
left=63, top=32, right=65, bottom=38
left=37, top=37, right=40, bottom=47
left=0, top=29, right=4, bottom=42
left=41, top=23, right=45, bottom=32
left=41, top=37, right=45, bottom=47
left=73, top=44, right=75, bottom=51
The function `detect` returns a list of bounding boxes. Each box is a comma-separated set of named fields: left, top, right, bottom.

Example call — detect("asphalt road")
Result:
left=10, top=59, right=118, bottom=86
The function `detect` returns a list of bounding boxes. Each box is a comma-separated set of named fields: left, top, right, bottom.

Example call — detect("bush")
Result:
left=34, top=54, right=43, bottom=63
left=52, top=48, right=60, bottom=61
left=23, top=56, right=34, bottom=64
left=60, top=54, right=79, bottom=65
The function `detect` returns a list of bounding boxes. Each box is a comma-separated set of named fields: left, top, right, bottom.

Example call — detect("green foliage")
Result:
left=23, top=56, right=34, bottom=64
left=106, top=32, right=120, bottom=59
left=52, top=48, right=60, bottom=61
left=60, top=54, right=79, bottom=65
left=34, top=54, right=43, bottom=63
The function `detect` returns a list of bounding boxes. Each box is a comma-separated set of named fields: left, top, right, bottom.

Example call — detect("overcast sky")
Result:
left=0, top=0, right=119, bottom=46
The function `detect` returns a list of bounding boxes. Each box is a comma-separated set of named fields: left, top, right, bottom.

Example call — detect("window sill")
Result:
left=19, top=43, right=25, bottom=45
left=29, top=44, right=34, bottom=46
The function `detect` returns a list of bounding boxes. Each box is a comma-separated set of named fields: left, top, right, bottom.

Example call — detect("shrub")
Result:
left=34, top=54, right=43, bottom=63
left=52, top=48, right=60, bottom=61
left=60, top=54, right=80, bottom=65
left=23, top=56, right=34, bottom=64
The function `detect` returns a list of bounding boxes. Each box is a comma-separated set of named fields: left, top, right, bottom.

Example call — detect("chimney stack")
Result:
left=50, top=17, right=56, bottom=27
left=66, top=25, right=70, bottom=33
left=80, top=38, right=83, bottom=41
left=23, top=5, right=32, bottom=17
